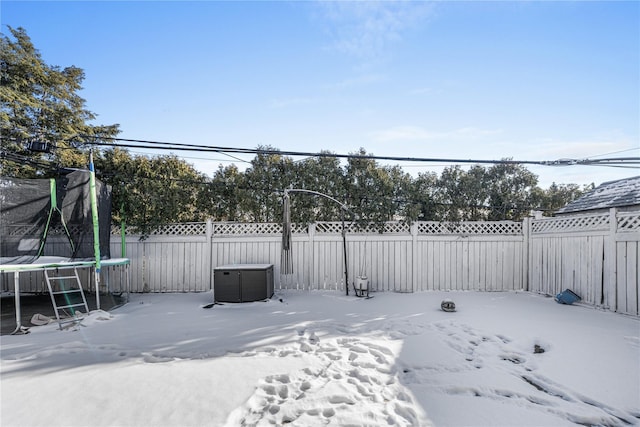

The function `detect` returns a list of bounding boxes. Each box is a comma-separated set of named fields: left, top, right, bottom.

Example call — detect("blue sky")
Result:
left=2, top=0, right=638, bottom=188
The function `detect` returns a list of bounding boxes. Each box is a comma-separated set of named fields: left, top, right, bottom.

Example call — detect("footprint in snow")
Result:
left=423, top=322, right=638, bottom=426
left=224, top=336, right=430, bottom=427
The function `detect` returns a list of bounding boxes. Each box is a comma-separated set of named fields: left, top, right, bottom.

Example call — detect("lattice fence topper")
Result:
left=356, top=222, right=411, bottom=234
left=49, top=224, right=91, bottom=235
left=618, top=212, right=640, bottom=232
left=314, top=221, right=411, bottom=234
left=213, top=222, right=307, bottom=236
left=5, top=224, right=48, bottom=236
left=106, top=212, right=636, bottom=236
left=313, top=221, right=408, bottom=234
left=531, top=213, right=610, bottom=234
left=418, top=221, right=522, bottom=235
left=109, top=221, right=524, bottom=236
left=111, top=222, right=208, bottom=236
left=160, top=222, right=207, bottom=235
left=313, top=222, right=345, bottom=234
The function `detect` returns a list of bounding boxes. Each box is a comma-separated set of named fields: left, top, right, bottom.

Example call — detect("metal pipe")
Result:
left=283, top=189, right=356, bottom=295
left=11, top=272, right=24, bottom=334
left=89, top=151, right=102, bottom=309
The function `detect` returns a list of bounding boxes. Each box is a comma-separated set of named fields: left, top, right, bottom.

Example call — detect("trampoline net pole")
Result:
left=89, top=151, right=101, bottom=309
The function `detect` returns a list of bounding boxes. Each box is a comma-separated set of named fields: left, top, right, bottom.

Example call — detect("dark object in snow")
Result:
left=555, top=289, right=581, bottom=305
left=534, top=344, right=545, bottom=354
left=202, top=302, right=224, bottom=309
left=441, top=299, right=456, bottom=312
left=279, top=298, right=283, bottom=303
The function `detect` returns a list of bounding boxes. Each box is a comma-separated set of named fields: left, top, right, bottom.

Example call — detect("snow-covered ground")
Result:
left=1, top=290, right=639, bottom=427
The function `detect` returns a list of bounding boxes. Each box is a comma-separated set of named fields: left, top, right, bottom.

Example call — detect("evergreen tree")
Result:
left=532, top=182, right=590, bottom=215
left=205, top=164, right=245, bottom=221
left=1, top=26, right=119, bottom=176
left=485, top=161, right=538, bottom=221
left=292, top=153, right=347, bottom=223
left=96, top=149, right=207, bottom=234
left=344, top=149, right=399, bottom=229
left=408, top=171, right=440, bottom=221
left=240, top=147, right=294, bottom=222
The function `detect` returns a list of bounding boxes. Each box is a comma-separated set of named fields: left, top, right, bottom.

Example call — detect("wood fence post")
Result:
left=603, top=208, right=618, bottom=310
left=206, top=218, right=213, bottom=291
left=523, top=217, right=530, bottom=291
left=308, top=223, right=316, bottom=291
left=411, top=222, right=419, bottom=292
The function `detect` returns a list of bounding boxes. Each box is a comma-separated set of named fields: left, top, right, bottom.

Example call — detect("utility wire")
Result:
left=586, top=148, right=639, bottom=158
left=79, top=136, right=640, bottom=168
left=5, top=135, right=639, bottom=169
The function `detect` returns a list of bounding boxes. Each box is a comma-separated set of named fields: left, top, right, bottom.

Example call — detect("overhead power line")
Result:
left=79, top=136, right=640, bottom=168
left=4, top=135, right=638, bottom=169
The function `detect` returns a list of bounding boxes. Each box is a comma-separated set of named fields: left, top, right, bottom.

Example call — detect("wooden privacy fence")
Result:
left=528, top=210, right=639, bottom=316
left=2, top=209, right=638, bottom=315
left=115, top=220, right=526, bottom=294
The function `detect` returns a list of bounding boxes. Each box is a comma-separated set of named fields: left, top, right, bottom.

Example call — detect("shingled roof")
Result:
left=557, top=176, right=640, bottom=214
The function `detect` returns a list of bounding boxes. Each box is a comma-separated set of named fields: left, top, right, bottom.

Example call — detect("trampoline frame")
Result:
left=1, top=257, right=130, bottom=334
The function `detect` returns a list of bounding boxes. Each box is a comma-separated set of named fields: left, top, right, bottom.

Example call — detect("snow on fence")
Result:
left=2, top=209, right=638, bottom=315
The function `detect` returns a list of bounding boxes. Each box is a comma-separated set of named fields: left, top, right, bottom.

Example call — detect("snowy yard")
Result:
left=1, top=290, right=638, bottom=427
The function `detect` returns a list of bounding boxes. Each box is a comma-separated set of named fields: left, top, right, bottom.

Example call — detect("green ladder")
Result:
left=44, top=267, right=89, bottom=330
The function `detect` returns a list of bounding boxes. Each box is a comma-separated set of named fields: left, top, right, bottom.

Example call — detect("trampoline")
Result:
left=1, top=158, right=130, bottom=334
left=0, top=257, right=130, bottom=334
